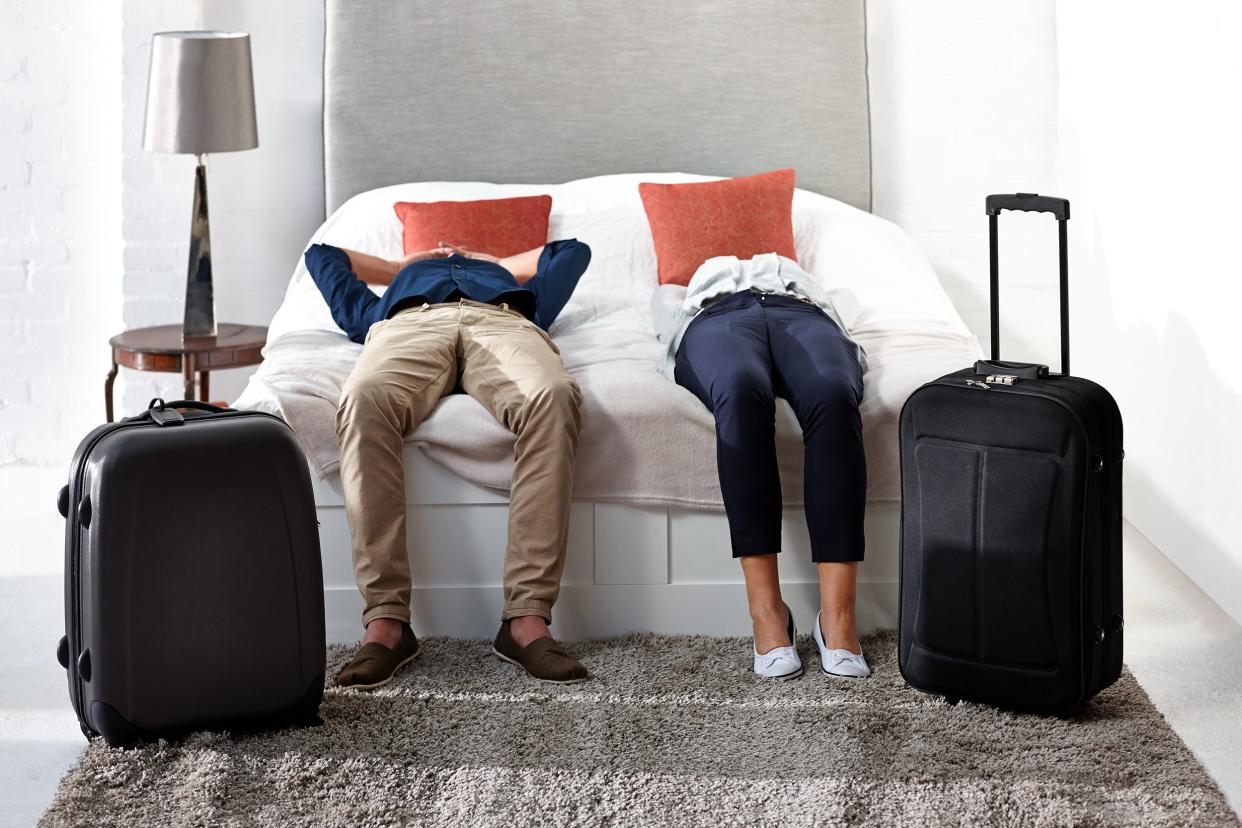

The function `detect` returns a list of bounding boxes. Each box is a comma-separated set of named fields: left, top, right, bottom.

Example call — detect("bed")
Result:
left=232, top=0, right=981, bottom=643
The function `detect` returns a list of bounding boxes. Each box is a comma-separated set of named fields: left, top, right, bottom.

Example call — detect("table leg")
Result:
left=198, top=371, right=209, bottom=403
left=104, top=361, right=118, bottom=423
left=182, top=354, right=195, bottom=401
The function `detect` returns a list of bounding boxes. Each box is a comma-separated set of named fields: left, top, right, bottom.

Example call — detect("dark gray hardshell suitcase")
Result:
left=898, top=194, right=1124, bottom=713
left=56, top=399, right=325, bottom=746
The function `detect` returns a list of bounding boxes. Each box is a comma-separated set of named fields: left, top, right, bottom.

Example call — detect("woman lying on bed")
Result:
left=653, top=253, right=870, bottom=681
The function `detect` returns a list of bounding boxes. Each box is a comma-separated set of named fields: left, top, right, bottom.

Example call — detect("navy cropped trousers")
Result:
left=674, top=290, right=866, bottom=563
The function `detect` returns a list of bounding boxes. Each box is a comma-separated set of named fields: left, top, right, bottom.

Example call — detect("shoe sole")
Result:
left=339, top=643, right=423, bottom=691
left=757, top=664, right=805, bottom=680
left=820, top=664, right=869, bottom=679
left=814, top=625, right=869, bottom=679
left=491, top=646, right=591, bottom=684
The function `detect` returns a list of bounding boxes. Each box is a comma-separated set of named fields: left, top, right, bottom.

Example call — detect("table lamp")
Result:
left=142, top=31, right=258, bottom=339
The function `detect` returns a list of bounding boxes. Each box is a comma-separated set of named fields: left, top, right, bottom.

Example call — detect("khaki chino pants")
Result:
left=336, top=300, right=582, bottom=626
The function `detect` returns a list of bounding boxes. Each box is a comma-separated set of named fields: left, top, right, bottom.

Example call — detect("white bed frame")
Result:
left=314, top=447, right=900, bottom=643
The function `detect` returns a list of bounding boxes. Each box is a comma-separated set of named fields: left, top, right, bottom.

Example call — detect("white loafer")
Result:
left=813, top=611, right=870, bottom=678
left=753, top=606, right=803, bottom=679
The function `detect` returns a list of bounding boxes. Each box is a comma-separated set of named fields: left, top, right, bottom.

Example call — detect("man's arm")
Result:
left=303, top=245, right=382, bottom=343
left=523, top=239, right=591, bottom=330
left=306, top=244, right=455, bottom=341
left=343, top=245, right=454, bottom=285
left=336, top=248, right=399, bottom=285
left=498, top=246, right=544, bottom=284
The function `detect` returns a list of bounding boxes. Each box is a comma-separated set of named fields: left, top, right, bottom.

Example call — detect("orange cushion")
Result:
left=393, top=195, right=553, bottom=258
left=638, top=169, right=798, bottom=286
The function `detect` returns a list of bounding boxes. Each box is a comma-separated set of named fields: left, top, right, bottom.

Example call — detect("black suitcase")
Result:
left=898, top=194, right=1124, bottom=713
left=56, top=398, right=326, bottom=746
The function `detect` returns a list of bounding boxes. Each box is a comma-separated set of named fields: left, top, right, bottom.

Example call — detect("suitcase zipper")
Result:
left=67, top=418, right=147, bottom=730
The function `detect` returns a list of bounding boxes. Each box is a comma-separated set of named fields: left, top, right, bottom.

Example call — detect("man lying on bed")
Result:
left=304, top=236, right=592, bottom=687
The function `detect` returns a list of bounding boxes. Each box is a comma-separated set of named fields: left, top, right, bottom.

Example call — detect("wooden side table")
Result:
left=105, top=323, right=268, bottom=422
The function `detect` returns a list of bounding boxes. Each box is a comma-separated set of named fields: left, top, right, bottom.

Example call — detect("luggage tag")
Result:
left=146, top=398, right=185, bottom=427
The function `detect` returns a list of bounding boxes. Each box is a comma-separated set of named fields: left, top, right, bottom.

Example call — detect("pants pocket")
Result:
left=516, top=315, right=560, bottom=356
left=363, top=319, right=386, bottom=345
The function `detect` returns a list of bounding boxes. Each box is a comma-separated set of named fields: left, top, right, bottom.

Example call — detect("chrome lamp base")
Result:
left=183, top=154, right=216, bottom=339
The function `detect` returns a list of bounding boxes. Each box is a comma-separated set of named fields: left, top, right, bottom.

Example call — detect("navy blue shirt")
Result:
left=304, top=239, right=591, bottom=344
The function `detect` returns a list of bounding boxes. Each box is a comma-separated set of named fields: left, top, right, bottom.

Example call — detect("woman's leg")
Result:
left=741, top=555, right=789, bottom=652
left=675, top=295, right=790, bottom=651
left=818, top=562, right=861, bottom=652
left=767, top=303, right=867, bottom=652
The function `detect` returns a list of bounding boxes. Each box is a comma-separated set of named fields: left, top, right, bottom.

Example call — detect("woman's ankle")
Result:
left=750, top=602, right=791, bottom=651
left=818, top=607, right=860, bottom=652
left=749, top=600, right=787, bottom=625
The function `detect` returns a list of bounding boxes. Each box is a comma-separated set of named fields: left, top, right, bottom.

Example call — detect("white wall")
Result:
left=868, top=0, right=1062, bottom=363
left=0, top=1, right=123, bottom=465
left=200, top=0, right=324, bottom=358
left=1056, top=2, right=1242, bottom=623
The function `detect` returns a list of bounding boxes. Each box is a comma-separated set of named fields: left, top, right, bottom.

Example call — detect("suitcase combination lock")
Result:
left=965, top=375, right=1020, bottom=391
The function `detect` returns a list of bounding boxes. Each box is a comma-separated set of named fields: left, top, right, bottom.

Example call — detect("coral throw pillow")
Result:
left=638, top=169, right=798, bottom=286
left=393, top=195, right=553, bottom=258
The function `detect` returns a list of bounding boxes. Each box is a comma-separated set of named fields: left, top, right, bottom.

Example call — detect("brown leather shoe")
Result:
left=493, top=621, right=590, bottom=684
left=336, top=624, right=421, bottom=690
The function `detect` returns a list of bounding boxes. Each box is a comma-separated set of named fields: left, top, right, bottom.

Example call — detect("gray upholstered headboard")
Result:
left=324, top=0, right=871, bottom=214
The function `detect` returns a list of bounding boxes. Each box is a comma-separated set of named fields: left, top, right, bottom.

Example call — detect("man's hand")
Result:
left=440, top=242, right=500, bottom=264
left=399, top=246, right=454, bottom=268
left=339, top=245, right=453, bottom=285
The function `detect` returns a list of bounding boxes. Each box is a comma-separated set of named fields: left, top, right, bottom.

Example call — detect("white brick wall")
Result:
left=118, top=0, right=203, bottom=414
left=0, top=1, right=123, bottom=466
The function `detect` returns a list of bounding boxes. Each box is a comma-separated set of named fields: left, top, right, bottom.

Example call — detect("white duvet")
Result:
left=233, top=173, right=980, bottom=507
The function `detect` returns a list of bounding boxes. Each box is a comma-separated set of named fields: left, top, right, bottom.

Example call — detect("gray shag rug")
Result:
left=40, top=631, right=1238, bottom=827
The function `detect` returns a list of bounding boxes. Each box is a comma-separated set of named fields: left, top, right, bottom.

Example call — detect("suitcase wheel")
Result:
left=56, top=485, right=69, bottom=518
left=91, top=700, right=139, bottom=748
left=56, top=635, right=69, bottom=669
left=76, top=649, right=91, bottom=682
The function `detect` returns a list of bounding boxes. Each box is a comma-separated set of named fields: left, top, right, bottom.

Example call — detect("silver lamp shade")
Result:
left=143, top=31, right=257, bottom=154
left=142, top=31, right=258, bottom=339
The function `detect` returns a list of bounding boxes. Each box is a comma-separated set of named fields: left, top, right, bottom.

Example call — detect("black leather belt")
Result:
left=390, top=295, right=525, bottom=316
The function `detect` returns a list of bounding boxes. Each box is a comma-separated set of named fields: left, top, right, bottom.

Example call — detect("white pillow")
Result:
left=266, top=173, right=971, bottom=344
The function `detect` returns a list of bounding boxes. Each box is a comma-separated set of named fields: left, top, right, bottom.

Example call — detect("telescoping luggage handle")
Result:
left=986, top=193, right=1071, bottom=376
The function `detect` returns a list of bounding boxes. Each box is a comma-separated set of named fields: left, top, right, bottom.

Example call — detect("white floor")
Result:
left=0, top=466, right=1239, bottom=826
